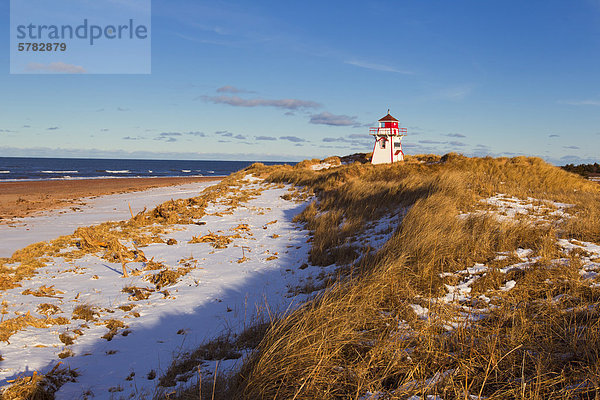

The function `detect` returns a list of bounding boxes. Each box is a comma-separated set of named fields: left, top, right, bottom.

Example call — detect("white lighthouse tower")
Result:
left=369, top=110, right=407, bottom=165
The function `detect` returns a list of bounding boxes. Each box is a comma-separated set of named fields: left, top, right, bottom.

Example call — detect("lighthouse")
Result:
left=369, top=110, right=407, bottom=164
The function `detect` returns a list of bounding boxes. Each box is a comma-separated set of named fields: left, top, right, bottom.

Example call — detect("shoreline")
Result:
left=0, top=176, right=223, bottom=223
left=0, top=174, right=210, bottom=183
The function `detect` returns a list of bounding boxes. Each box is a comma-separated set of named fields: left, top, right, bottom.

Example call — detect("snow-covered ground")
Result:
left=0, top=182, right=218, bottom=258
left=0, top=177, right=335, bottom=399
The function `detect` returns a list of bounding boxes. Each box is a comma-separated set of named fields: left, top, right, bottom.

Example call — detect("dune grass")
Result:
left=182, top=154, right=600, bottom=400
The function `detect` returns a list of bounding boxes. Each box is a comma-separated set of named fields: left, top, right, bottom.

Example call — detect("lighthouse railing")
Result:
left=369, top=127, right=405, bottom=136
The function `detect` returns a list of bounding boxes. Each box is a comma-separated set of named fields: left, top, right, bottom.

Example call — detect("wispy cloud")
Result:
left=548, top=134, right=559, bottom=138
left=429, top=85, right=473, bottom=101
left=123, top=136, right=145, bottom=141
left=449, top=141, right=467, bottom=147
left=163, top=131, right=205, bottom=137
left=256, top=135, right=277, bottom=141
left=419, top=139, right=445, bottom=144
left=559, top=99, right=600, bottom=106
left=117, top=107, right=130, bottom=112
left=155, top=132, right=181, bottom=142
left=216, top=85, right=254, bottom=94
left=322, top=137, right=346, bottom=143
left=348, top=133, right=367, bottom=139
left=563, top=145, right=580, bottom=150
left=26, top=62, right=86, bottom=74
left=345, top=60, right=412, bottom=74
left=445, top=133, right=466, bottom=138
left=154, top=131, right=205, bottom=142
left=280, top=135, right=306, bottom=143
left=214, top=130, right=246, bottom=140
left=309, top=112, right=361, bottom=127
left=204, top=95, right=321, bottom=110
left=47, top=127, right=59, bottom=130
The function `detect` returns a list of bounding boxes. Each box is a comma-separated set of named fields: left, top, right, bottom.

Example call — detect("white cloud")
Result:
left=419, top=139, right=445, bottom=144
left=345, top=60, right=412, bottom=74
left=309, top=112, right=361, bottom=127
left=204, top=95, right=321, bottom=110
left=280, top=136, right=306, bottom=143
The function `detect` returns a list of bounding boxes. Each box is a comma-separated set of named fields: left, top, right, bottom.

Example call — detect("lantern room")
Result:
left=379, top=113, right=399, bottom=129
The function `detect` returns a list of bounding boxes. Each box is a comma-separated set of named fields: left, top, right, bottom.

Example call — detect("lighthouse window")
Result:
left=394, top=142, right=401, bottom=147
left=379, top=140, right=386, bottom=149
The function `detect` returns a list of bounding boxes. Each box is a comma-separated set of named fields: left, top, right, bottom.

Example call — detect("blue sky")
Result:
left=1, top=0, right=599, bottom=163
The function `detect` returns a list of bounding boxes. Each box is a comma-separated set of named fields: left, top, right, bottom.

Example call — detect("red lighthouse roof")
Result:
left=378, top=112, right=398, bottom=122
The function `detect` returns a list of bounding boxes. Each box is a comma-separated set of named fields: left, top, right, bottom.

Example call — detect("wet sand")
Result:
left=0, top=176, right=222, bottom=223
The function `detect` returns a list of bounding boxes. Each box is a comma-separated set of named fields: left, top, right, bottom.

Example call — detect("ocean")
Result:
left=0, top=157, right=288, bottom=181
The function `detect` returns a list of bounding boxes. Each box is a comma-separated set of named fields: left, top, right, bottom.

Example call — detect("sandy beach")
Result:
left=0, top=179, right=221, bottom=258
left=0, top=176, right=222, bottom=223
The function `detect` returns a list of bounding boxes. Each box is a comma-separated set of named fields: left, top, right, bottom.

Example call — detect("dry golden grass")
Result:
left=36, top=303, right=61, bottom=316
left=101, top=319, right=127, bottom=341
left=58, top=332, right=74, bottom=346
left=122, top=285, right=154, bottom=301
left=0, top=312, right=69, bottom=343
left=191, top=154, right=600, bottom=399
left=157, top=322, right=271, bottom=399
left=144, top=266, right=193, bottom=289
left=189, top=232, right=241, bottom=249
left=71, top=304, right=98, bottom=322
left=0, top=363, right=78, bottom=400
left=21, top=285, right=64, bottom=298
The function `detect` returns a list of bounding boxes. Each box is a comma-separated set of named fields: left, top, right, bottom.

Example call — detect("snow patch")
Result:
left=311, top=162, right=340, bottom=171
